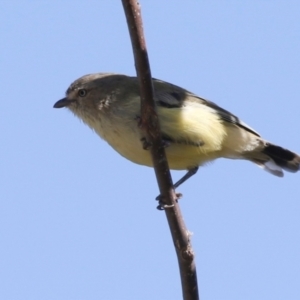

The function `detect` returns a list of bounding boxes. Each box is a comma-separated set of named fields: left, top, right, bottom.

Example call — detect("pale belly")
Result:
left=104, top=131, right=219, bottom=170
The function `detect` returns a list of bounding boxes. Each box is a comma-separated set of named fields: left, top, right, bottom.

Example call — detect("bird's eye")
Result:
left=78, top=89, right=87, bottom=97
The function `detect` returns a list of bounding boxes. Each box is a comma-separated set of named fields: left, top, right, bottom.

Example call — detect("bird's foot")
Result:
left=155, top=192, right=182, bottom=210
left=140, top=137, right=171, bottom=150
left=140, top=137, right=152, bottom=150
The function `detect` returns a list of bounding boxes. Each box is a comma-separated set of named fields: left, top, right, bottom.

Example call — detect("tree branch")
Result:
left=121, top=1, right=199, bottom=299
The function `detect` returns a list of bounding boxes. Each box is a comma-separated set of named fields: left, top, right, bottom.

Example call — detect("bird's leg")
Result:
left=156, top=167, right=199, bottom=210
left=173, top=166, right=199, bottom=189
left=137, top=124, right=200, bottom=209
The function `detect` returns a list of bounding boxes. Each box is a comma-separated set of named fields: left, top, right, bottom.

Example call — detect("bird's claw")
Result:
left=155, top=192, right=182, bottom=210
left=156, top=203, right=175, bottom=210
left=140, top=137, right=170, bottom=150
left=140, top=137, right=152, bottom=150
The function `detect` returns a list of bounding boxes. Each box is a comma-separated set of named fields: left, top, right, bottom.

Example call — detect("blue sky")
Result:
left=1, top=1, right=300, bottom=299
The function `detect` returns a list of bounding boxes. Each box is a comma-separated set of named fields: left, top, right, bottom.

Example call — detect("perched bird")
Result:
left=54, top=73, right=300, bottom=186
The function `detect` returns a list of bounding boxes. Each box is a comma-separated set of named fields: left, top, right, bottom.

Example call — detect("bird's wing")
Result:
left=196, top=95, right=260, bottom=137
left=155, top=90, right=260, bottom=140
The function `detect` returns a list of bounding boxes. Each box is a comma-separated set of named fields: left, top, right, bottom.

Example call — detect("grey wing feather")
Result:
left=155, top=91, right=185, bottom=108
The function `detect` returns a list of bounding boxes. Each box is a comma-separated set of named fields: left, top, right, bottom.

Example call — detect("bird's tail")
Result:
left=251, top=142, right=300, bottom=177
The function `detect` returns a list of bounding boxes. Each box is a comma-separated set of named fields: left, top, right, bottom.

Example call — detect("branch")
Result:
left=121, top=1, right=199, bottom=299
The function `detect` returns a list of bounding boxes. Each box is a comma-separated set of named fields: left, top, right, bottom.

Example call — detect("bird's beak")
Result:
left=53, top=98, right=75, bottom=108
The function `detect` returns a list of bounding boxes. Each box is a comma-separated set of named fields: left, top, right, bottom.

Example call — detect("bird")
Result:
left=54, top=73, right=300, bottom=188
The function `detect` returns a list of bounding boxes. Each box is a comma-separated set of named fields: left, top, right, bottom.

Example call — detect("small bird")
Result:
left=54, top=73, right=300, bottom=186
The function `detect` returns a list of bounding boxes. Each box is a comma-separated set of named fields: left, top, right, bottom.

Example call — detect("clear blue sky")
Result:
left=1, top=1, right=300, bottom=299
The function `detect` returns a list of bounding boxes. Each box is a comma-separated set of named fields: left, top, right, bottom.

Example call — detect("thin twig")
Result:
left=121, top=1, right=199, bottom=299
